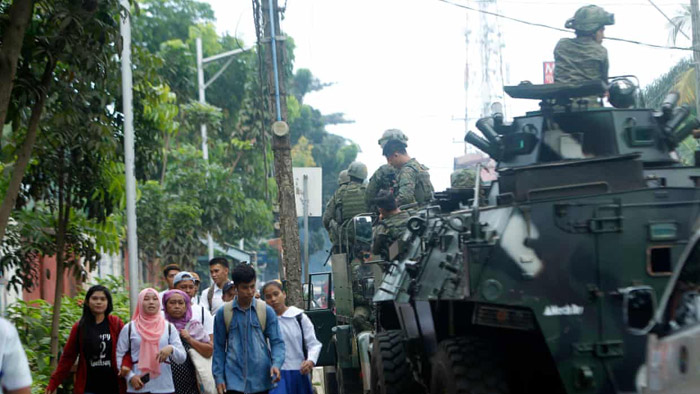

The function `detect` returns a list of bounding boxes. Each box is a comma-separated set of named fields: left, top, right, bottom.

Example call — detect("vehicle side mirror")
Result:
left=302, top=283, right=310, bottom=303
left=622, top=286, right=657, bottom=335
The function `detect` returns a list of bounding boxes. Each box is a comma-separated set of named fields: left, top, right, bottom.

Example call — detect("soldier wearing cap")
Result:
left=379, top=129, right=434, bottom=207
left=554, top=5, right=615, bottom=84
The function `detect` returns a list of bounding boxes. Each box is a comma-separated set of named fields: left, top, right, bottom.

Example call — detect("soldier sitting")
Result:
left=379, top=129, right=434, bottom=207
left=554, top=5, right=614, bottom=86
left=371, top=190, right=410, bottom=261
left=365, top=164, right=396, bottom=215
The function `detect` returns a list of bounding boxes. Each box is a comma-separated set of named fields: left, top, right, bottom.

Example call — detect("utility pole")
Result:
left=119, top=0, right=139, bottom=314
left=195, top=38, right=250, bottom=261
left=260, top=0, right=303, bottom=307
left=691, top=0, right=700, bottom=113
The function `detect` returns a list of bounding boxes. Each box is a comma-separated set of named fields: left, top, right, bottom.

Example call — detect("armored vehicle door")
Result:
left=594, top=196, right=700, bottom=391
left=304, top=272, right=336, bottom=366
left=642, top=231, right=700, bottom=393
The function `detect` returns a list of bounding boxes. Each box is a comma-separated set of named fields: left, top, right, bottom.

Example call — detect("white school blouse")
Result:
left=278, top=306, right=322, bottom=370
left=116, top=321, right=187, bottom=393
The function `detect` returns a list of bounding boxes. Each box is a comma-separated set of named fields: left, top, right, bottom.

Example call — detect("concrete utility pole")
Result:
left=691, top=0, right=700, bottom=113
left=119, top=0, right=139, bottom=314
left=260, top=0, right=303, bottom=307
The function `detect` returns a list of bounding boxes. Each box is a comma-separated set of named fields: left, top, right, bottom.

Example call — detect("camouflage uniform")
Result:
left=365, top=164, right=397, bottom=213
left=396, top=158, right=434, bottom=207
left=554, top=5, right=614, bottom=85
left=553, top=37, right=608, bottom=84
left=372, top=210, right=410, bottom=259
left=323, top=171, right=351, bottom=245
left=324, top=181, right=367, bottom=251
left=450, top=168, right=477, bottom=189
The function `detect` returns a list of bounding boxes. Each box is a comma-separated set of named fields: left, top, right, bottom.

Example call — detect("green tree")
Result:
left=0, top=0, right=124, bottom=246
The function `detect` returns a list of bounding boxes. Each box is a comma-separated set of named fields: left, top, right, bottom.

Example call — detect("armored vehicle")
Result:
left=306, top=79, right=700, bottom=394
left=367, top=80, right=700, bottom=394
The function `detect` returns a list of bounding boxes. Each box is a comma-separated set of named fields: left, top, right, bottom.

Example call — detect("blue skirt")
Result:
left=270, top=369, right=314, bottom=394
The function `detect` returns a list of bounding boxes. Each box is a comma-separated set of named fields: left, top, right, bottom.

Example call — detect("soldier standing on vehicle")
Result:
left=323, top=170, right=350, bottom=249
left=371, top=190, right=410, bottom=261
left=365, top=164, right=396, bottom=214
left=323, top=163, right=368, bottom=252
left=379, top=129, right=434, bottom=207
left=554, top=5, right=614, bottom=84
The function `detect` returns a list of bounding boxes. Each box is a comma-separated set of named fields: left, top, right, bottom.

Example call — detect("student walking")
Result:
left=46, top=285, right=126, bottom=394
left=212, top=264, right=285, bottom=394
left=1, top=318, right=32, bottom=394
left=200, top=258, right=230, bottom=315
left=117, top=288, right=186, bottom=393
left=262, top=281, right=322, bottom=394
left=163, top=289, right=213, bottom=394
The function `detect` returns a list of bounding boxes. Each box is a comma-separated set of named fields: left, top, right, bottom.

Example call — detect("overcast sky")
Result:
left=206, top=0, right=691, bottom=190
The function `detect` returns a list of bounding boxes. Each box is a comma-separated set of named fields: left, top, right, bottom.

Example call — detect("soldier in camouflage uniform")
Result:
left=365, top=164, right=396, bottom=214
left=323, top=162, right=368, bottom=253
left=323, top=170, right=351, bottom=247
left=371, top=190, right=410, bottom=261
left=554, top=5, right=615, bottom=85
left=379, top=129, right=434, bottom=207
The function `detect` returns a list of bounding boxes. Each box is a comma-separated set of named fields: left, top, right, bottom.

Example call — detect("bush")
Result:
left=6, top=275, right=131, bottom=393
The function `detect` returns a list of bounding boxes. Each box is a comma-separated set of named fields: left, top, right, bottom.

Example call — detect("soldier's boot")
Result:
left=352, top=305, right=373, bottom=332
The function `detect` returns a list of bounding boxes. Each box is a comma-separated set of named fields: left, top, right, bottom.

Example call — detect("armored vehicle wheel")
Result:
left=371, top=330, right=419, bottom=394
left=430, top=337, right=510, bottom=394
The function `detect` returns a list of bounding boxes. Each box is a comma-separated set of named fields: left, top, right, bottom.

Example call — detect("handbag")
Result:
left=185, top=322, right=217, bottom=394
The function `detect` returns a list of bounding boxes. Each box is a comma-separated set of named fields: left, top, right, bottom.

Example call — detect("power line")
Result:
left=647, top=0, right=690, bottom=40
left=438, top=0, right=693, bottom=51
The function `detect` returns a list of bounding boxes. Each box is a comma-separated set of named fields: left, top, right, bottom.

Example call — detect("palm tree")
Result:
left=669, top=4, right=692, bottom=45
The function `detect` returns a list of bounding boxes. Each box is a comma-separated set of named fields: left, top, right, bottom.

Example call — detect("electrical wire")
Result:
left=437, top=0, right=694, bottom=51
left=647, top=0, right=690, bottom=40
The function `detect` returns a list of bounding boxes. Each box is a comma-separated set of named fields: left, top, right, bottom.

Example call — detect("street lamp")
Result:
left=195, top=37, right=251, bottom=260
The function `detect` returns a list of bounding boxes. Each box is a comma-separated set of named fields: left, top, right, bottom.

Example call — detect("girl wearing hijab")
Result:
left=162, top=289, right=212, bottom=394
left=262, top=281, right=322, bottom=394
left=46, top=285, right=126, bottom=394
left=116, top=288, right=186, bottom=393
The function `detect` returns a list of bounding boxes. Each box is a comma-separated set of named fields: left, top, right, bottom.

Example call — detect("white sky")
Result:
left=207, top=0, right=691, bottom=191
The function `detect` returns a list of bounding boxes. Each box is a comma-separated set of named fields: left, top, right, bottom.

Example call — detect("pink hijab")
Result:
left=132, top=288, right=166, bottom=378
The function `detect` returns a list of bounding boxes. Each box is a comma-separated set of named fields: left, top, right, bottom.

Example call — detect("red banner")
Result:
left=543, top=61, right=555, bottom=84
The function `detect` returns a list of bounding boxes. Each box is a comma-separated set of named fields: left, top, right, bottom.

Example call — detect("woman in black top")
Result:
left=47, top=285, right=126, bottom=394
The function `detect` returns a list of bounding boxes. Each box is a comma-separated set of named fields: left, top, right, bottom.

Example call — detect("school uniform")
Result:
left=116, top=322, right=187, bottom=393
left=272, top=306, right=322, bottom=394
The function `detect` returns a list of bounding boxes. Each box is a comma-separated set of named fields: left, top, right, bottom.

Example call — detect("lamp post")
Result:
left=195, top=38, right=251, bottom=260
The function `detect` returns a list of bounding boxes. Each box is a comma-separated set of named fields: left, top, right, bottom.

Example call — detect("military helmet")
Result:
left=450, top=169, right=477, bottom=189
left=378, top=128, right=408, bottom=149
left=347, top=161, right=368, bottom=181
left=565, top=5, right=614, bottom=34
left=338, top=170, right=350, bottom=185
